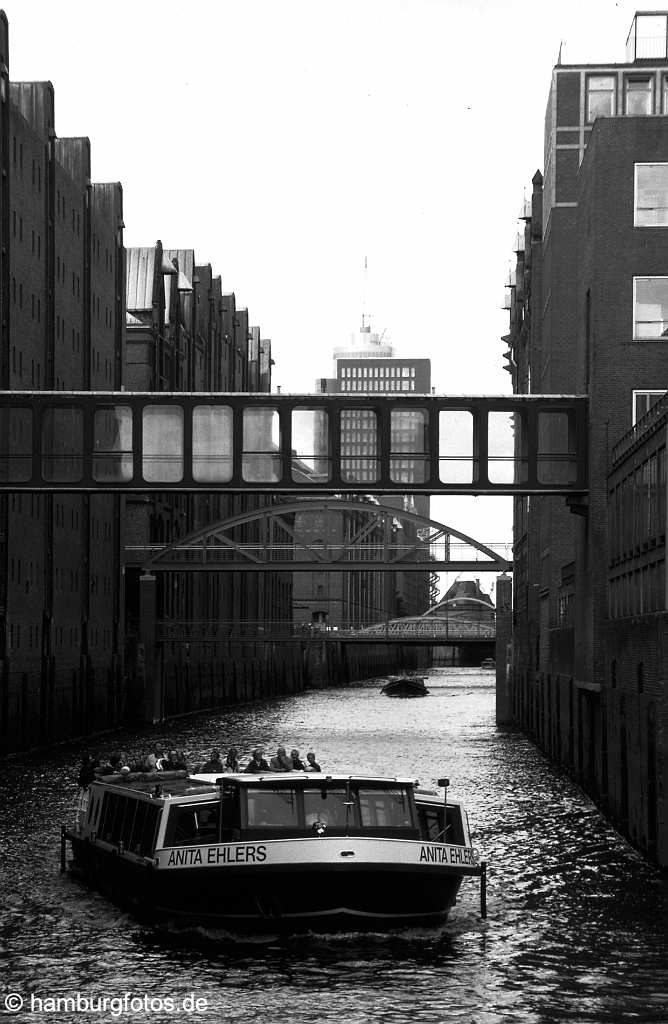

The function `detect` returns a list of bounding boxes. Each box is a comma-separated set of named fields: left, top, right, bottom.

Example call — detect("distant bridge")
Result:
left=156, top=616, right=495, bottom=646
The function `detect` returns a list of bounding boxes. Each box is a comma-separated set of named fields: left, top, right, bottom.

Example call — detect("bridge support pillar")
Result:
left=139, top=571, right=161, bottom=723
left=495, top=572, right=513, bottom=725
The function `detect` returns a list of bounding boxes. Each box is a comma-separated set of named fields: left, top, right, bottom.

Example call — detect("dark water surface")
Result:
left=1, top=668, right=667, bottom=1023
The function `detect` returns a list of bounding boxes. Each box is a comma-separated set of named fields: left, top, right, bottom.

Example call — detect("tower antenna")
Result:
left=361, top=255, right=369, bottom=331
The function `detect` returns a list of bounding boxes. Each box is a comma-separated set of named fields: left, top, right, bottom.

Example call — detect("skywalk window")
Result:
left=635, top=164, right=668, bottom=226
left=586, top=75, right=615, bottom=121
left=633, top=277, right=668, bottom=339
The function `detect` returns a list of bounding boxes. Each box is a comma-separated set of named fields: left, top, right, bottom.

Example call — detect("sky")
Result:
left=2, top=0, right=646, bottom=595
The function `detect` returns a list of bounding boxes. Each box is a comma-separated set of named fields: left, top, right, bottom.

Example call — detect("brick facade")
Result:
left=506, top=20, right=668, bottom=864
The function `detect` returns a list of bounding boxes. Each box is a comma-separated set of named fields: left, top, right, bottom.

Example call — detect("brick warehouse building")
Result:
left=0, top=13, right=298, bottom=753
left=505, top=12, right=668, bottom=864
left=0, top=12, right=125, bottom=752
left=124, top=243, right=296, bottom=722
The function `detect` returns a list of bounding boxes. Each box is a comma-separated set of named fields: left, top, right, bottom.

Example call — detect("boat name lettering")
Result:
left=166, top=845, right=267, bottom=867
left=419, top=845, right=476, bottom=866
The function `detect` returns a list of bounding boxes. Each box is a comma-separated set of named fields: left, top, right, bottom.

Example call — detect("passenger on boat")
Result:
left=162, top=749, right=187, bottom=771
left=290, top=749, right=306, bottom=770
left=305, top=751, right=321, bottom=772
left=97, top=753, right=122, bottom=776
left=77, top=753, right=98, bottom=789
left=244, top=748, right=270, bottom=773
left=199, top=750, right=224, bottom=774
left=224, top=748, right=241, bottom=773
left=153, top=745, right=167, bottom=770
left=269, top=747, right=293, bottom=771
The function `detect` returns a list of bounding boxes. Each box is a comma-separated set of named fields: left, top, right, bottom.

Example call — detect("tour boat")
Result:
left=380, top=676, right=430, bottom=698
left=62, top=770, right=486, bottom=931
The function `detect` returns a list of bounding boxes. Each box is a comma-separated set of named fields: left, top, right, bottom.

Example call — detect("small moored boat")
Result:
left=480, top=658, right=495, bottom=671
left=380, top=675, right=429, bottom=698
left=62, top=770, right=485, bottom=932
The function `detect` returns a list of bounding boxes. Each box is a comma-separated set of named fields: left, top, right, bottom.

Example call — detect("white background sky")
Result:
left=3, top=0, right=646, bottom=596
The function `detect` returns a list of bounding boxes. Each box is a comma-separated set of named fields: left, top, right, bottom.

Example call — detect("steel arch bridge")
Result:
left=355, top=616, right=495, bottom=643
left=125, top=498, right=513, bottom=574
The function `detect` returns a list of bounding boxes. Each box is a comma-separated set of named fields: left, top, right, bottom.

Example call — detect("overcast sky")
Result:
left=3, top=0, right=645, bottom=590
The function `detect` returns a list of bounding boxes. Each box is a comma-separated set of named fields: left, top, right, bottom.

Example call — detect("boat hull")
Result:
left=380, top=679, right=429, bottom=698
left=68, top=835, right=470, bottom=932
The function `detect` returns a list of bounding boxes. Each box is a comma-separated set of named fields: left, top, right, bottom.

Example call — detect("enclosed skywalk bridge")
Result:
left=0, top=391, right=588, bottom=496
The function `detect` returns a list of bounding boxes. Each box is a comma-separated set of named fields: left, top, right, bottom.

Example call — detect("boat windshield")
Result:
left=303, top=788, right=351, bottom=828
left=246, top=788, right=300, bottom=829
left=244, top=782, right=416, bottom=832
left=358, top=787, right=414, bottom=828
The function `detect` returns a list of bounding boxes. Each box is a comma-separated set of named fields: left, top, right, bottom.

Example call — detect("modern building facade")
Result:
left=293, top=316, right=432, bottom=630
left=505, top=12, right=668, bottom=864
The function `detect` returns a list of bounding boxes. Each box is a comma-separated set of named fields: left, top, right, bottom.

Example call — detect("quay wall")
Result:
left=507, top=610, right=668, bottom=867
left=0, top=640, right=419, bottom=756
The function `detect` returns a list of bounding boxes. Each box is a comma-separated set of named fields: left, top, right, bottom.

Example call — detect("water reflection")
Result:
left=1, top=669, right=668, bottom=1023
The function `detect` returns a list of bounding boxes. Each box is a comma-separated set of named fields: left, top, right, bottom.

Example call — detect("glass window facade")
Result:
left=627, top=14, right=668, bottom=61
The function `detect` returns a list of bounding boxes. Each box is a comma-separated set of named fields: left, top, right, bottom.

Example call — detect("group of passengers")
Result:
left=76, top=743, right=321, bottom=788
left=76, top=746, right=188, bottom=787
left=199, top=746, right=321, bottom=774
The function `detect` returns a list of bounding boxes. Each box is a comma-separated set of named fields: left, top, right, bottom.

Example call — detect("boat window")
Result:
left=128, top=801, right=161, bottom=856
left=418, top=807, right=444, bottom=842
left=358, top=787, right=415, bottom=828
left=303, top=788, right=354, bottom=829
left=445, top=806, right=465, bottom=846
left=166, top=803, right=220, bottom=846
left=246, top=788, right=300, bottom=829
left=98, top=793, right=142, bottom=846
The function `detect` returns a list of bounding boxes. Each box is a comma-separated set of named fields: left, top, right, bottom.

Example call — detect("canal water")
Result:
left=2, top=667, right=668, bottom=1024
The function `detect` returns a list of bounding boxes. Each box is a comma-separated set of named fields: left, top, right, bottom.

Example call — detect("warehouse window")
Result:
left=635, top=164, right=668, bottom=226
left=633, top=277, right=668, bottom=338
left=632, top=390, right=666, bottom=423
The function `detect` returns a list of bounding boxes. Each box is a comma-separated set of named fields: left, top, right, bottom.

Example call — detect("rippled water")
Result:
left=2, top=668, right=668, bottom=1023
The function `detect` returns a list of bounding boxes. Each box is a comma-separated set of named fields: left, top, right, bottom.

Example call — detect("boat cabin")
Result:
left=80, top=773, right=468, bottom=856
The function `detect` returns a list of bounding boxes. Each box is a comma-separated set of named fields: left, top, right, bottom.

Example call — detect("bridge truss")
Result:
left=125, top=499, right=513, bottom=573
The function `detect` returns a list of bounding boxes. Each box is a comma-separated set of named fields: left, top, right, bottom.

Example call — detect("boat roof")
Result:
left=89, top=770, right=425, bottom=800
left=190, top=772, right=420, bottom=786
